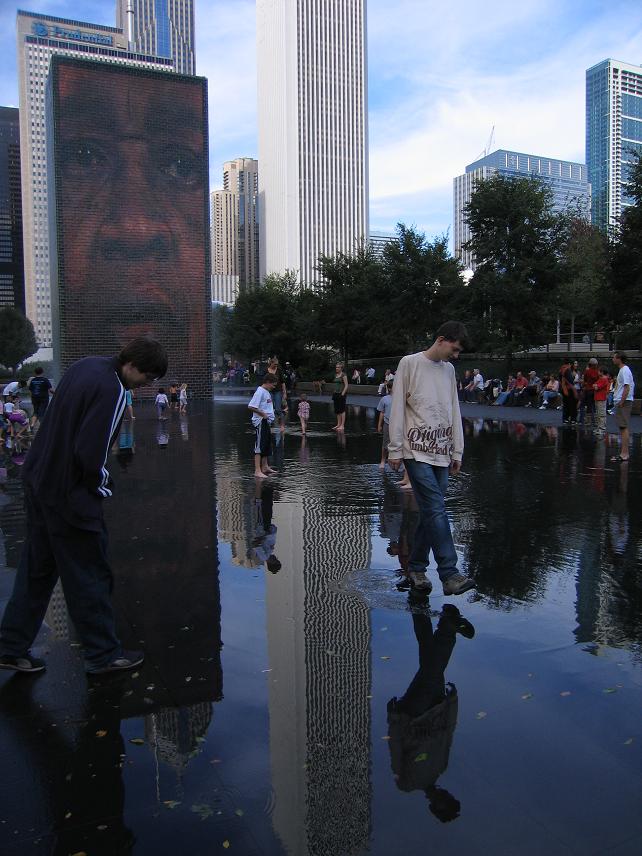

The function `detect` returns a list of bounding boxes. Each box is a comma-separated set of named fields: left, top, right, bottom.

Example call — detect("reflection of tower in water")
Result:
left=266, top=496, right=372, bottom=855
left=144, top=703, right=213, bottom=775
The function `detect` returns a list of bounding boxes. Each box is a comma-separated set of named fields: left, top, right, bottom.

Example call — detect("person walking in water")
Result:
left=0, top=337, right=168, bottom=674
left=297, top=392, right=310, bottom=435
left=387, top=321, right=475, bottom=596
left=331, top=363, right=348, bottom=432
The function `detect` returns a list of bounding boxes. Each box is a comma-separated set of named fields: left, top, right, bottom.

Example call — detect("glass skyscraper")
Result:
left=586, top=59, right=642, bottom=231
left=116, top=0, right=196, bottom=75
left=453, top=149, right=591, bottom=271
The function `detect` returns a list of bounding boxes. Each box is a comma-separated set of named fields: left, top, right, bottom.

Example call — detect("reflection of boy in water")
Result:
left=251, top=484, right=282, bottom=573
left=387, top=606, right=474, bottom=822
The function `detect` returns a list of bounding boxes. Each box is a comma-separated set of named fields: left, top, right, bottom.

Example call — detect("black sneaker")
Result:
left=0, top=653, right=46, bottom=673
left=441, top=604, right=475, bottom=638
left=86, top=650, right=144, bottom=676
left=442, top=573, right=476, bottom=596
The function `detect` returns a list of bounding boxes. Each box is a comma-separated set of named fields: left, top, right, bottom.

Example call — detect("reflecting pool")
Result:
left=0, top=400, right=641, bottom=855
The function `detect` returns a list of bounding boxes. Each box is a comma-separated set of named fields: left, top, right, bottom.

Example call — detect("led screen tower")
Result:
left=257, top=0, right=369, bottom=286
left=48, top=57, right=212, bottom=396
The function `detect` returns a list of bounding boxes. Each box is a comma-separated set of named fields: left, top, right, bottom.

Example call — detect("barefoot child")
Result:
left=155, top=388, right=169, bottom=419
left=377, top=382, right=393, bottom=469
left=179, top=383, right=188, bottom=413
left=297, top=392, right=310, bottom=434
left=248, top=375, right=278, bottom=478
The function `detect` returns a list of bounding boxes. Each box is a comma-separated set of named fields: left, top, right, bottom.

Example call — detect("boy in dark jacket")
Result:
left=0, top=337, right=167, bottom=675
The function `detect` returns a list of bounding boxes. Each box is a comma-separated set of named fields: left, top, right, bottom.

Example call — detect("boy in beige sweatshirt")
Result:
left=388, top=321, right=475, bottom=596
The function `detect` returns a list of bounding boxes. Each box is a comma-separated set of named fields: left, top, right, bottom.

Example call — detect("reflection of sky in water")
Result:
left=0, top=403, right=640, bottom=854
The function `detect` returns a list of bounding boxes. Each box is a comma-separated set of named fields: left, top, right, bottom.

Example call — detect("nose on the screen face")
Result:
left=98, top=151, right=174, bottom=261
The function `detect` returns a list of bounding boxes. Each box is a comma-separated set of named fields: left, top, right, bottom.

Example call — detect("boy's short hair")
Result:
left=435, top=321, right=470, bottom=349
left=34, top=367, right=44, bottom=376
left=118, top=337, right=168, bottom=379
left=386, top=381, right=393, bottom=391
left=262, top=373, right=277, bottom=385
left=614, top=351, right=627, bottom=364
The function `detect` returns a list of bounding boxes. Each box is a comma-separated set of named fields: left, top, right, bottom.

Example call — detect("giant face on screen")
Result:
left=50, top=58, right=210, bottom=393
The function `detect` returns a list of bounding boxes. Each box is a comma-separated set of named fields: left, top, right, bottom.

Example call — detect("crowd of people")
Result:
left=458, top=356, right=636, bottom=434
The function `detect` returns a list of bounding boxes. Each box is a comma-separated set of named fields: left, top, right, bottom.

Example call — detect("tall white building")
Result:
left=211, top=158, right=260, bottom=305
left=16, top=10, right=173, bottom=351
left=224, top=158, right=259, bottom=289
left=257, top=0, right=369, bottom=286
left=210, top=189, right=239, bottom=306
left=116, top=0, right=195, bottom=75
left=586, top=59, right=642, bottom=231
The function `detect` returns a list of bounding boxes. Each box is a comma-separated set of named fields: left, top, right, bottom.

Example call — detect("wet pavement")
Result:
left=0, top=398, right=641, bottom=855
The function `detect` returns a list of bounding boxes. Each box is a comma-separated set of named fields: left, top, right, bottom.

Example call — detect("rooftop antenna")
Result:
left=125, top=0, right=135, bottom=46
left=475, top=125, right=496, bottom=162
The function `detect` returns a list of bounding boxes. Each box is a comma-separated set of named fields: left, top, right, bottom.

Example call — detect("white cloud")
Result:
left=367, top=0, right=642, bottom=237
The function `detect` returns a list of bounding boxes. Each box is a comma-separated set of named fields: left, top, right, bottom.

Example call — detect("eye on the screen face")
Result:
left=156, top=145, right=202, bottom=188
left=60, top=139, right=111, bottom=177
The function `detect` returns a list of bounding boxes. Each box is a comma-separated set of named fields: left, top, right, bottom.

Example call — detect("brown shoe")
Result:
left=442, top=573, right=476, bottom=596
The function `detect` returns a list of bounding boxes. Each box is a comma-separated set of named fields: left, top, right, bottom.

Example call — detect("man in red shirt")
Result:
left=511, top=371, right=529, bottom=406
left=582, top=358, right=600, bottom=428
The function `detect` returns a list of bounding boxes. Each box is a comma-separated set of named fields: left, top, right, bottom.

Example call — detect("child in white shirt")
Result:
left=248, top=375, right=278, bottom=478
left=155, top=388, right=169, bottom=420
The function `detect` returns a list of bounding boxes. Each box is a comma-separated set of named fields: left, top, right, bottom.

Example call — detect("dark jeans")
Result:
left=397, top=612, right=456, bottom=715
left=562, top=393, right=578, bottom=422
left=0, top=485, right=122, bottom=669
left=404, top=459, right=458, bottom=581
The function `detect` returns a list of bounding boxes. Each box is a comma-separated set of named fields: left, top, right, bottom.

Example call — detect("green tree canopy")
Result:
left=464, top=174, right=563, bottom=357
left=382, top=225, right=466, bottom=352
left=0, top=307, right=38, bottom=374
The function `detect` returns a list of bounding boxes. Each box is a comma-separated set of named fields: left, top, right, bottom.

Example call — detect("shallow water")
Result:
left=0, top=400, right=641, bottom=855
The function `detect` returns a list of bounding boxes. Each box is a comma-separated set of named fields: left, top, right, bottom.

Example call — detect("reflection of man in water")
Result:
left=0, top=674, right=134, bottom=852
left=251, top=483, right=281, bottom=573
left=53, top=59, right=207, bottom=375
left=387, top=606, right=474, bottom=822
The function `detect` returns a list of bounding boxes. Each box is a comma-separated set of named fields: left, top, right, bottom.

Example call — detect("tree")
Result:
left=0, top=307, right=38, bottom=374
left=221, top=273, right=312, bottom=363
left=556, top=214, right=609, bottom=342
left=464, top=174, right=562, bottom=358
left=382, top=225, right=466, bottom=352
left=610, top=151, right=642, bottom=343
left=316, top=243, right=392, bottom=362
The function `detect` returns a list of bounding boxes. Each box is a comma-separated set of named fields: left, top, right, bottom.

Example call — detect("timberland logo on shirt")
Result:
left=407, top=424, right=453, bottom=455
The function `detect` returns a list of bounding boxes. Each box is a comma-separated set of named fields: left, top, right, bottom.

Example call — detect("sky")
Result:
left=1, top=0, right=642, bottom=243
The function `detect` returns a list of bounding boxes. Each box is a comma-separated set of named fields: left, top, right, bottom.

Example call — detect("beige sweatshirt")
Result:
left=387, top=351, right=464, bottom=466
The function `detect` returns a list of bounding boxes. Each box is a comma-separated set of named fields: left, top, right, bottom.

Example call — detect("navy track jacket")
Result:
left=22, top=356, right=127, bottom=531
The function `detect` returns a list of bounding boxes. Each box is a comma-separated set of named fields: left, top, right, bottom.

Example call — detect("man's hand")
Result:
left=450, top=460, right=462, bottom=475
left=389, top=459, right=402, bottom=471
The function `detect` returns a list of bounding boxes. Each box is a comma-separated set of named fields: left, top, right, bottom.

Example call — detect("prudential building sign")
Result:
left=31, top=21, right=114, bottom=47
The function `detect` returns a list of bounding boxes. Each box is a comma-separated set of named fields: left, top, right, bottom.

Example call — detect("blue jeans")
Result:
left=404, top=459, right=458, bottom=581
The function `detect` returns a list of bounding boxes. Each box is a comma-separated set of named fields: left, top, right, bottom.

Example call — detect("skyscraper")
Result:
left=210, top=158, right=260, bottom=304
left=116, top=0, right=196, bottom=75
left=257, top=0, right=369, bottom=286
left=586, top=59, right=642, bottom=231
left=454, top=149, right=591, bottom=270
left=17, top=9, right=173, bottom=352
left=210, top=188, right=239, bottom=306
left=0, top=106, right=24, bottom=311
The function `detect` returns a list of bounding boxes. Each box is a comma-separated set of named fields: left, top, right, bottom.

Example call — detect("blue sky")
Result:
left=1, top=0, right=642, bottom=242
